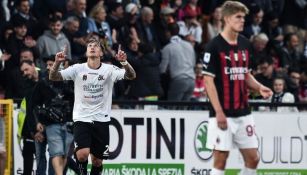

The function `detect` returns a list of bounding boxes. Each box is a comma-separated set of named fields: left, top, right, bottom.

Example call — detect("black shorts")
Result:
left=73, top=121, right=109, bottom=160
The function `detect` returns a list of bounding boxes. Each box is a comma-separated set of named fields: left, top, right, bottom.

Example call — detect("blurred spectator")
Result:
left=262, top=11, right=283, bottom=42
left=5, top=48, right=37, bottom=99
left=282, top=33, right=304, bottom=68
left=269, top=76, right=298, bottom=112
left=35, top=9, right=65, bottom=39
left=288, top=67, right=301, bottom=102
left=266, top=40, right=289, bottom=71
left=62, top=16, right=83, bottom=60
left=191, top=63, right=207, bottom=101
left=135, top=6, right=161, bottom=50
left=299, top=69, right=307, bottom=103
left=250, top=33, right=269, bottom=70
left=160, top=23, right=196, bottom=101
left=6, top=19, right=36, bottom=71
left=10, top=0, right=39, bottom=38
left=106, top=2, right=126, bottom=44
left=182, top=0, right=202, bottom=18
left=128, top=42, right=163, bottom=100
left=122, top=3, right=141, bottom=46
left=207, top=6, right=222, bottom=40
left=0, top=49, right=11, bottom=91
left=65, top=0, right=89, bottom=59
left=178, top=6, right=202, bottom=44
left=154, top=7, right=175, bottom=47
left=169, top=0, right=185, bottom=21
left=125, top=3, right=139, bottom=26
left=65, top=0, right=88, bottom=37
left=18, top=60, right=45, bottom=175
left=0, top=23, right=13, bottom=49
left=0, top=0, right=10, bottom=26
left=242, top=5, right=264, bottom=39
left=36, top=16, right=71, bottom=72
left=88, top=2, right=113, bottom=47
left=281, top=0, right=306, bottom=52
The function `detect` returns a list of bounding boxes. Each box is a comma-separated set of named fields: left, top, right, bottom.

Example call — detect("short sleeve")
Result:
left=202, top=41, right=217, bottom=77
left=111, top=65, right=125, bottom=82
left=60, top=64, right=78, bottom=81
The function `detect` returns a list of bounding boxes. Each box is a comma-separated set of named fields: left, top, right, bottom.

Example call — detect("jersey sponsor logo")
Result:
left=82, top=74, right=87, bottom=81
left=224, top=67, right=248, bottom=80
left=203, top=53, right=211, bottom=63
left=224, top=55, right=231, bottom=61
left=194, top=121, right=213, bottom=160
left=98, top=75, right=105, bottom=80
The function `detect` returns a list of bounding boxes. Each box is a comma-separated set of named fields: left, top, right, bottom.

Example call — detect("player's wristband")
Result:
left=120, top=60, right=128, bottom=66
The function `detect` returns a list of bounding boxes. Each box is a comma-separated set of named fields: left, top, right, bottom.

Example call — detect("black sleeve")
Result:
left=27, top=81, right=46, bottom=126
left=202, top=40, right=218, bottom=77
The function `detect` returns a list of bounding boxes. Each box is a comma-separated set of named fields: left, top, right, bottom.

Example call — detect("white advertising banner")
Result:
left=13, top=110, right=307, bottom=175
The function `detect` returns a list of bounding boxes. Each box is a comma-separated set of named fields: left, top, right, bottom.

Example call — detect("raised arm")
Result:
left=115, top=45, right=136, bottom=80
left=49, top=50, right=65, bottom=81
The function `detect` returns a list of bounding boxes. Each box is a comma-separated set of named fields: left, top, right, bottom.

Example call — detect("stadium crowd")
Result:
left=0, top=0, right=306, bottom=174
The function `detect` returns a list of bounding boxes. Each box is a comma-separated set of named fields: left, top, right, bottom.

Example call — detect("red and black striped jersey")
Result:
left=203, top=34, right=252, bottom=117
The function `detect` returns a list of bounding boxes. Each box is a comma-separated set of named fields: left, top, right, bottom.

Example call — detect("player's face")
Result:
left=225, top=12, right=246, bottom=32
left=86, top=42, right=103, bottom=58
left=273, top=79, right=285, bottom=94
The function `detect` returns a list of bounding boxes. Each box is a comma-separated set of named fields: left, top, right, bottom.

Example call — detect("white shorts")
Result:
left=206, top=114, right=258, bottom=151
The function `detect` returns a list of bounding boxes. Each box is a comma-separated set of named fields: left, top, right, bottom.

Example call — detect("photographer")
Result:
left=29, top=55, right=74, bottom=175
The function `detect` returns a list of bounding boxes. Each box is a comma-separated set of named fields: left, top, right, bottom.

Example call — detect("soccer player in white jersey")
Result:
left=49, top=38, right=136, bottom=175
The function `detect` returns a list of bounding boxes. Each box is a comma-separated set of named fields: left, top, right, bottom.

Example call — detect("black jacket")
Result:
left=29, top=79, right=74, bottom=126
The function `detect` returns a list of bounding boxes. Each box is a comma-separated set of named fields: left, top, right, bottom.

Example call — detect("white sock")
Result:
left=211, top=168, right=225, bottom=175
left=239, top=167, right=257, bottom=175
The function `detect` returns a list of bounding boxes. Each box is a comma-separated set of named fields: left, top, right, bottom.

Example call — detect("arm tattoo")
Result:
left=49, top=62, right=64, bottom=81
left=123, top=63, right=136, bottom=80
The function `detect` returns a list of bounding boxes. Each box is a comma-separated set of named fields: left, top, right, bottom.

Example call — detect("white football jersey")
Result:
left=60, top=63, right=125, bottom=122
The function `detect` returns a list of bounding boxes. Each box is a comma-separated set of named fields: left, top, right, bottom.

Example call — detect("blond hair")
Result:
left=221, top=1, right=249, bottom=19
left=89, top=1, right=106, bottom=19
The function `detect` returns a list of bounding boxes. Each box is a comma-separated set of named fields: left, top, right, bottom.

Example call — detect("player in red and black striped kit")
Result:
left=203, top=1, right=273, bottom=175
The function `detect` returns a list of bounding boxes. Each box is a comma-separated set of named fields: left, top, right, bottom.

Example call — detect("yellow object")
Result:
left=17, top=98, right=26, bottom=145
left=0, top=99, right=13, bottom=175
